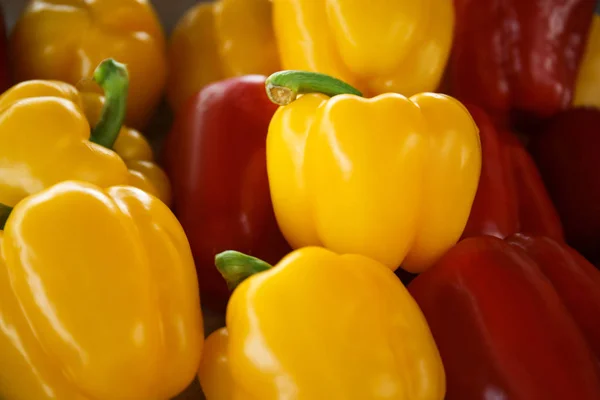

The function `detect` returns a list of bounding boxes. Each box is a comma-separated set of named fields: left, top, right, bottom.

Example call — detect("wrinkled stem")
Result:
left=89, top=58, right=129, bottom=149
left=0, top=203, right=12, bottom=230
left=265, top=70, right=363, bottom=106
left=215, top=251, right=273, bottom=291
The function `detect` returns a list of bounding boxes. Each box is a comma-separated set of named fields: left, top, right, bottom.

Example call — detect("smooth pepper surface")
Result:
left=163, top=75, right=290, bottom=310
left=199, top=247, right=446, bottom=400
left=266, top=72, right=481, bottom=273
left=409, top=235, right=600, bottom=400
left=0, top=181, right=203, bottom=400
left=168, top=0, right=280, bottom=110
left=272, top=0, right=454, bottom=97
left=450, top=0, right=595, bottom=125
left=0, top=61, right=170, bottom=207
left=461, top=104, right=563, bottom=241
left=574, top=1, right=600, bottom=108
left=10, top=0, right=167, bottom=129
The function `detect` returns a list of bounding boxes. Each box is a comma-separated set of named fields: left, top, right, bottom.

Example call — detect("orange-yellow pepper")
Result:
left=0, top=180, right=203, bottom=400
left=0, top=59, right=170, bottom=208
left=272, top=0, right=454, bottom=97
left=574, top=5, right=600, bottom=108
left=265, top=71, right=481, bottom=273
left=167, top=0, right=280, bottom=110
left=198, top=247, right=446, bottom=400
left=9, top=0, right=167, bottom=129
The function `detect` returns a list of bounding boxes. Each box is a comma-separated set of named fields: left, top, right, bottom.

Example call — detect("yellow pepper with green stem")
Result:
left=265, top=71, right=481, bottom=273
left=272, top=0, right=454, bottom=97
left=167, top=0, right=280, bottom=110
left=9, top=0, right=167, bottom=129
left=0, top=180, right=203, bottom=400
left=198, top=247, right=446, bottom=400
left=0, top=59, right=170, bottom=208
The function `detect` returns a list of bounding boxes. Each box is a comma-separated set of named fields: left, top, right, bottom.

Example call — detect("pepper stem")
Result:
left=0, top=203, right=12, bottom=230
left=215, top=251, right=273, bottom=290
left=89, top=58, right=129, bottom=149
left=265, top=70, right=363, bottom=106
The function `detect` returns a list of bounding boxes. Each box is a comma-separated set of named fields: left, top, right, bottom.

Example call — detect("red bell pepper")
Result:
left=162, top=75, right=291, bottom=310
left=449, top=0, right=595, bottom=126
left=408, top=235, right=600, bottom=400
left=461, top=104, right=564, bottom=241
left=507, top=233, right=600, bottom=358
left=0, top=4, right=9, bottom=92
left=528, top=108, right=600, bottom=263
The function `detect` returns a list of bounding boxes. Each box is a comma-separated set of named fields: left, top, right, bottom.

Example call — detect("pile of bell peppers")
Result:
left=1, top=0, right=600, bottom=399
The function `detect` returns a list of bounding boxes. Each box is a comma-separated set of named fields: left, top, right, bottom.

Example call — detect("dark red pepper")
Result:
left=162, top=75, right=291, bottom=310
left=507, top=233, right=600, bottom=358
left=408, top=235, right=600, bottom=400
left=449, top=0, right=595, bottom=126
left=461, top=104, right=564, bottom=241
left=528, top=108, right=600, bottom=263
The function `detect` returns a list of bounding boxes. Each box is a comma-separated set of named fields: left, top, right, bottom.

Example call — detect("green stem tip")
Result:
left=0, top=203, right=12, bottom=230
left=215, top=251, right=273, bottom=291
left=89, top=58, right=129, bottom=149
left=265, top=70, right=363, bottom=106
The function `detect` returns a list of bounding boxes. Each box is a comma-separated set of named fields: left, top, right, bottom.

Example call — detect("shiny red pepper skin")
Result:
left=408, top=235, right=600, bottom=400
left=162, top=75, right=291, bottom=309
left=0, top=5, right=9, bottom=92
left=528, top=108, right=600, bottom=263
left=450, top=0, right=595, bottom=125
left=508, top=233, right=600, bottom=359
left=461, top=104, right=564, bottom=241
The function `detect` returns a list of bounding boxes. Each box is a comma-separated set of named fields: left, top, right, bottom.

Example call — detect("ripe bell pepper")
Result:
left=167, top=0, right=280, bottom=111
left=528, top=108, right=600, bottom=263
left=408, top=235, right=600, bottom=400
left=0, top=59, right=170, bottom=208
left=461, top=104, right=564, bottom=241
left=198, top=248, right=446, bottom=400
left=574, top=1, right=600, bottom=108
left=265, top=71, right=481, bottom=273
left=10, top=0, right=167, bottom=129
left=0, top=180, right=203, bottom=400
left=450, top=0, right=595, bottom=125
left=272, top=0, right=454, bottom=97
left=162, top=75, right=291, bottom=309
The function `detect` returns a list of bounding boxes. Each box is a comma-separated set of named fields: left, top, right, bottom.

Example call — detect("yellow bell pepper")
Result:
left=574, top=4, right=600, bottom=108
left=9, top=0, right=167, bottom=129
left=167, top=0, right=280, bottom=110
left=272, top=0, right=454, bottom=97
left=265, top=71, right=481, bottom=273
left=79, top=92, right=171, bottom=205
left=0, top=180, right=203, bottom=400
left=0, top=59, right=170, bottom=208
left=198, top=248, right=446, bottom=400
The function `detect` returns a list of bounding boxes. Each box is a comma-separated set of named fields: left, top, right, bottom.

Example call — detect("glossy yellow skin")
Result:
left=167, top=0, right=280, bottom=110
left=0, top=180, right=204, bottom=400
left=199, top=247, right=445, bottom=400
left=0, top=80, right=171, bottom=207
left=10, top=0, right=167, bottom=129
left=574, top=13, right=600, bottom=108
left=80, top=93, right=172, bottom=206
left=267, top=93, right=481, bottom=273
left=272, top=0, right=454, bottom=97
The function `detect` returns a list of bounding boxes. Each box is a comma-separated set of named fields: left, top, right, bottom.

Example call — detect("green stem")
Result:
left=89, top=58, right=129, bottom=149
left=215, top=251, right=273, bottom=291
left=265, top=70, right=363, bottom=106
left=0, top=203, right=12, bottom=230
